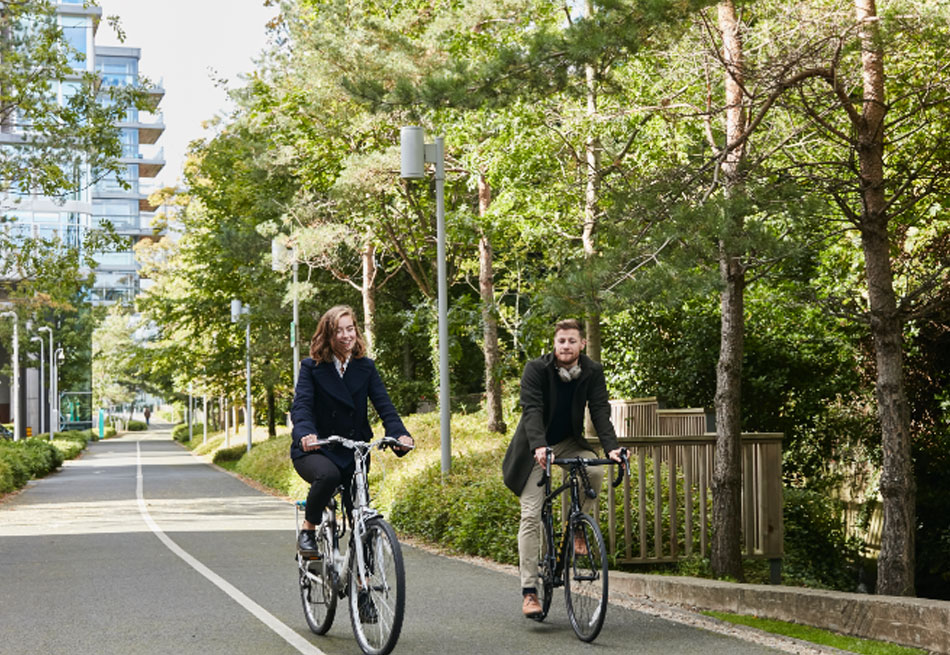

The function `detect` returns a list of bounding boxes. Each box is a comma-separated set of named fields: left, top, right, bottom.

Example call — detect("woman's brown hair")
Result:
left=310, top=305, right=367, bottom=362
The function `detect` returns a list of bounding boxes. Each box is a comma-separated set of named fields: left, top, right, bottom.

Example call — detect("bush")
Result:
left=52, top=429, right=94, bottom=445
left=231, top=435, right=306, bottom=496
left=51, top=438, right=84, bottom=460
left=0, top=439, right=64, bottom=493
left=171, top=423, right=204, bottom=442
left=388, top=446, right=521, bottom=564
left=0, top=458, right=13, bottom=495
left=0, top=444, right=30, bottom=492
left=126, top=420, right=148, bottom=431
left=782, top=487, right=863, bottom=591
left=212, top=444, right=247, bottom=465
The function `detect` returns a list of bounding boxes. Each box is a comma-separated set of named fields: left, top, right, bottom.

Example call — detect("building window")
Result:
left=120, top=129, right=139, bottom=158
left=60, top=16, right=89, bottom=70
left=97, top=57, right=138, bottom=88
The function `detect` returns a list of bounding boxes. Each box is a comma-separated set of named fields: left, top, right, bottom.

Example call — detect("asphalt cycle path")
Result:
left=0, top=426, right=784, bottom=655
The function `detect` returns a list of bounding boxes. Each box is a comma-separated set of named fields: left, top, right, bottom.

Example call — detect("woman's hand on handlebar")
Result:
left=392, top=435, right=414, bottom=453
left=301, top=434, right=321, bottom=451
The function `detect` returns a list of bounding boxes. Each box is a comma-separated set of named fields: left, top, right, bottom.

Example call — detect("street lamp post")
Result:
left=2, top=311, right=19, bottom=441
left=37, top=326, right=53, bottom=435
left=272, top=238, right=300, bottom=389
left=53, top=347, right=63, bottom=432
left=231, top=299, right=252, bottom=453
left=29, top=336, right=45, bottom=436
left=400, top=126, right=451, bottom=475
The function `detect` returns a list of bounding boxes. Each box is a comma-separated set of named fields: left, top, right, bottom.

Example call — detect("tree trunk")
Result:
left=583, top=0, right=602, bottom=364
left=266, top=385, right=276, bottom=437
left=853, top=0, right=915, bottom=596
left=711, top=0, right=747, bottom=582
left=362, top=234, right=377, bottom=356
left=478, top=174, right=506, bottom=433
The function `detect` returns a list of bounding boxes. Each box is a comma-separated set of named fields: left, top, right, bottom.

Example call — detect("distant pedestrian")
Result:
left=144, top=407, right=151, bottom=427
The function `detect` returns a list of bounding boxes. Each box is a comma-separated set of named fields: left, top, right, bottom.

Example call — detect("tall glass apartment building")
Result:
left=0, top=1, right=165, bottom=433
left=92, top=43, right=166, bottom=303
left=1, top=1, right=165, bottom=304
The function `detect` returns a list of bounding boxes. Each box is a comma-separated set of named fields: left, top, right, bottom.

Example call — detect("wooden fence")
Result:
left=590, top=398, right=783, bottom=565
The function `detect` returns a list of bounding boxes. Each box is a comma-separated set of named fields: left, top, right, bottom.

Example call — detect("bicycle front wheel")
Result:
left=564, top=512, right=608, bottom=642
left=300, top=524, right=337, bottom=634
left=348, top=517, right=406, bottom=655
left=535, top=515, right=554, bottom=620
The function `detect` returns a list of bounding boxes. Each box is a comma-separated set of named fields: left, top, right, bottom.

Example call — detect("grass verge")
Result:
left=703, top=611, right=927, bottom=655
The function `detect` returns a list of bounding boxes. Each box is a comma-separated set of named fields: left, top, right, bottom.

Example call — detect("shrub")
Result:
left=0, top=458, right=13, bottom=495
left=0, top=439, right=63, bottom=491
left=52, top=430, right=91, bottom=445
left=51, top=438, right=84, bottom=460
left=782, top=487, right=862, bottom=591
left=232, top=435, right=306, bottom=497
left=126, top=420, right=148, bottom=431
left=388, top=446, right=521, bottom=564
left=212, top=444, right=247, bottom=465
left=171, top=422, right=204, bottom=442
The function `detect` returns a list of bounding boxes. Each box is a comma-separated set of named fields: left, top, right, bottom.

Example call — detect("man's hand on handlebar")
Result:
left=301, top=433, right=321, bottom=451
left=608, top=447, right=629, bottom=471
left=534, top=446, right=550, bottom=469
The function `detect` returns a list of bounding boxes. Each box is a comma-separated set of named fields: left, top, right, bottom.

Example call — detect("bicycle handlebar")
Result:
left=538, top=448, right=629, bottom=489
left=311, top=434, right=415, bottom=453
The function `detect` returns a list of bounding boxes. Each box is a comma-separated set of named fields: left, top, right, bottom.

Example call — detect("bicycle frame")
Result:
left=538, top=450, right=627, bottom=590
left=297, top=435, right=411, bottom=596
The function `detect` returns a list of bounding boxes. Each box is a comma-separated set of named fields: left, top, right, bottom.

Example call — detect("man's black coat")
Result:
left=502, top=352, right=619, bottom=496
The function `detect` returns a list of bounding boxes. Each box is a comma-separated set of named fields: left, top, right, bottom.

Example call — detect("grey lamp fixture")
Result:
left=400, top=126, right=451, bottom=475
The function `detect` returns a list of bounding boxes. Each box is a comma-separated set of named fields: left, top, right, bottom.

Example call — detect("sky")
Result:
left=95, top=1, right=278, bottom=189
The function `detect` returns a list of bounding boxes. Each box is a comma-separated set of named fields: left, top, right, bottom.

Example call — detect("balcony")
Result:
left=145, top=78, right=165, bottom=105
left=118, top=112, right=165, bottom=145
left=120, top=147, right=165, bottom=179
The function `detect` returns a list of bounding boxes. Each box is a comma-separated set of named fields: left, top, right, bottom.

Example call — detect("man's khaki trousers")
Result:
left=518, top=440, right=604, bottom=590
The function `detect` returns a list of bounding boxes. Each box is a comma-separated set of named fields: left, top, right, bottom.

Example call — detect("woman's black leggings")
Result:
left=293, top=452, right=354, bottom=525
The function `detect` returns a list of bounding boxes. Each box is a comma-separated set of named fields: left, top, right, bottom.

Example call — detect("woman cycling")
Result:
left=291, top=305, right=413, bottom=554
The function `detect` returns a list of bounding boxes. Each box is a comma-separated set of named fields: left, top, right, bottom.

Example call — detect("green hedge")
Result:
left=0, top=439, right=64, bottom=495
left=212, top=444, right=247, bottom=464
left=388, top=446, right=521, bottom=564
left=172, top=423, right=205, bottom=442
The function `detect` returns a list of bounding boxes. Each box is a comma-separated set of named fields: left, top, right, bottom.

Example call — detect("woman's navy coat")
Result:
left=290, top=356, right=409, bottom=469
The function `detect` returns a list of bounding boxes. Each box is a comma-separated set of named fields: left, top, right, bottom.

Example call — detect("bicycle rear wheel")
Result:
left=348, top=517, right=405, bottom=655
left=300, top=524, right=337, bottom=634
left=563, top=512, right=608, bottom=642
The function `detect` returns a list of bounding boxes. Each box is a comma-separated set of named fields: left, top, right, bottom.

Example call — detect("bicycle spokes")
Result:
left=564, top=514, right=608, bottom=642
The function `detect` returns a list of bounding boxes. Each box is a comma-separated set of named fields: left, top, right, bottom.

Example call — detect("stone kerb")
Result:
left=610, top=572, right=950, bottom=654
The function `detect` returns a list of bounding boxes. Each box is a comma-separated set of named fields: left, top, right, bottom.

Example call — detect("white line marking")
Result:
left=136, top=441, right=325, bottom=655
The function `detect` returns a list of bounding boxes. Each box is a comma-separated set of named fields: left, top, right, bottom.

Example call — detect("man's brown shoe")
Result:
left=522, top=593, right=543, bottom=618
left=573, top=532, right=589, bottom=556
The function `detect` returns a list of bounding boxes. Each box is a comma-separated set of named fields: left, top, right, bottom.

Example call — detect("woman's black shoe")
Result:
left=357, top=590, right=378, bottom=623
left=297, top=529, right=318, bottom=554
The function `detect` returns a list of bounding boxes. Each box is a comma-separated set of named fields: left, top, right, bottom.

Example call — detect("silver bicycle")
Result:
left=296, top=435, right=412, bottom=655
